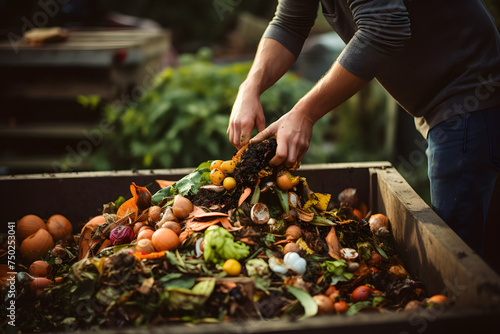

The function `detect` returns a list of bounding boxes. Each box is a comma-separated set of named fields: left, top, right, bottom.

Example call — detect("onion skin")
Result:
left=81, top=215, right=106, bottom=234
left=29, top=260, right=52, bottom=278
left=20, top=229, right=54, bottom=263
left=17, top=215, right=46, bottom=242
left=152, top=228, right=180, bottom=251
left=46, top=214, right=73, bottom=241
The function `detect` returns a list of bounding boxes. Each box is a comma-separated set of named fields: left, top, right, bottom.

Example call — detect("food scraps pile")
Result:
left=2, top=139, right=450, bottom=332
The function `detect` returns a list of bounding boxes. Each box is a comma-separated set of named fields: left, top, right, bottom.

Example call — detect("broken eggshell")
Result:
left=250, top=203, right=270, bottom=225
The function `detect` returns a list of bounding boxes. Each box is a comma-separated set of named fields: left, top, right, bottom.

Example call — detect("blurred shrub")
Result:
left=89, top=49, right=329, bottom=170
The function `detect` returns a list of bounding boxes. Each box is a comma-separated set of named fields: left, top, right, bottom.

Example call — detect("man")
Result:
left=227, top=0, right=500, bottom=256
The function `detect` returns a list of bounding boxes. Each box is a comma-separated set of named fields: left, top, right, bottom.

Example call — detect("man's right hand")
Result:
left=227, top=84, right=266, bottom=150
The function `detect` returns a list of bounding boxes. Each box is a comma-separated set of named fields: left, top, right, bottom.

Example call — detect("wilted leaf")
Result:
left=286, top=285, right=318, bottom=319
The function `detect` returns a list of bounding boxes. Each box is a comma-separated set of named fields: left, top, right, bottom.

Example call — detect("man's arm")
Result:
left=251, top=61, right=369, bottom=167
left=227, top=0, right=318, bottom=149
left=227, top=38, right=295, bottom=149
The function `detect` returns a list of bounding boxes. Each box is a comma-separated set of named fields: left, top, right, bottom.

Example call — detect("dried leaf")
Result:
left=326, top=226, right=341, bottom=260
left=156, top=179, right=177, bottom=189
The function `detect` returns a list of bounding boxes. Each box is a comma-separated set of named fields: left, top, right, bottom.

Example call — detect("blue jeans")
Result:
left=427, top=107, right=500, bottom=256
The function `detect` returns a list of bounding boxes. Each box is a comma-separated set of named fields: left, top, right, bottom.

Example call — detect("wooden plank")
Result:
left=373, top=167, right=500, bottom=308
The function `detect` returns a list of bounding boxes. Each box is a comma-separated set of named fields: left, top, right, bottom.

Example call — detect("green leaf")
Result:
left=346, top=301, right=373, bottom=315
left=152, top=186, right=172, bottom=206
left=372, top=242, right=389, bottom=260
left=159, top=273, right=196, bottom=290
left=273, top=186, right=289, bottom=213
left=166, top=278, right=216, bottom=311
left=286, top=285, right=318, bottom=319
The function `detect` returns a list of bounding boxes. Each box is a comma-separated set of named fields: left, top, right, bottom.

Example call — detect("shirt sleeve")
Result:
left=262, top=0, right=319, bottom=59
left=337, top=0, right=411, bottom=80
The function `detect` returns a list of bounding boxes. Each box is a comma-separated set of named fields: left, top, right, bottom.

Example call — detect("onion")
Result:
left=162, top=221, right=182, bottom=236
left=30, top=277, right=53, bottom=297
left=20, top=229, right=54, bottom=263
left=137, top=229, right=154, bottom=241
left=46, top=214, right=73, bottom=241
left=29, top=260, right=52, bottom=277
left=172, top=195, right=193, bottom=220
left=338, top=188, right=360, bottom=208
left=17, top=214, right=46, bottom=242
left=284, top=225, right=302, bottom=242
left=368, top=213, right=390, bottom=237
left=152, top=228, right=180, bottom=251
left=134, top=239, right=156, bottom=254
left=133, top=222, right=145, bottom=236
left=283, top=242, right=301, bottom=255
left=110, top=225, right=134, bottom=245
left=148, top=206, right=163, bottom=223
left=313, top=294, right=335, bottom=315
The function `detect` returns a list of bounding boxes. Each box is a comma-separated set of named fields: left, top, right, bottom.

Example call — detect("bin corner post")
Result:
left=368, top=167, right=379, bottom=216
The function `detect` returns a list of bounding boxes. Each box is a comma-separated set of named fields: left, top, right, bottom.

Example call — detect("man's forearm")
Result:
left=293, top=61, right=370, bottom=124
left=242, top=38, right=296, bottom=96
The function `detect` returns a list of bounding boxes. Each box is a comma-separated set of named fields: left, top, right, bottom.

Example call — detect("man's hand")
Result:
left=227, top=85, right=266, bottom=150
left=226, top=38, right=296, bottom=149
left=250, top=108, right=314, bottom=168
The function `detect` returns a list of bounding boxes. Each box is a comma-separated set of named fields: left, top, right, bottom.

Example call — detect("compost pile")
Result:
left=2, top=139, right=449, bottom=332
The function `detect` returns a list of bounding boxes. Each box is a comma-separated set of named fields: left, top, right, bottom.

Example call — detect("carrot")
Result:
left=238, top=187, right=252, bottom=207
left=232, top=143, right=249, bottom=164
left=134, top=251, right=166, bottom=260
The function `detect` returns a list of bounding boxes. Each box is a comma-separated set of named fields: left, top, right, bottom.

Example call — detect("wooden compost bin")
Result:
left=1, top=162, right=500, bottom=333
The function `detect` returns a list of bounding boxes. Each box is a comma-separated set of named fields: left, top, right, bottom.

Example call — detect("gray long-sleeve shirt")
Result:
left=263, top=0, right=500, bottom=137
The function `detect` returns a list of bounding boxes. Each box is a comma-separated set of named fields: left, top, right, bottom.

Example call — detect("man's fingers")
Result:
left=250, top=125, right=273, bottom=144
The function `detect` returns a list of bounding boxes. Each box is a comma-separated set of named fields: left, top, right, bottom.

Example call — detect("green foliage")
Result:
left=91, top=49, right=320, bottom=170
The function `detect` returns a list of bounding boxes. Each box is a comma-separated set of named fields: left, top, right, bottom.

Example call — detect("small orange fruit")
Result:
left=222, top=259, right=241, bottom=276
left=223, top=177, right=236, bottom=190
left=210, top=168, right=225, bottom=186
left=220, top=160, right=236, bottom=174
left=210, top=160, right=224, bottom=171
left=276, top=170, right=300, bottom=190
